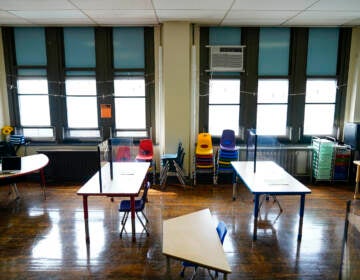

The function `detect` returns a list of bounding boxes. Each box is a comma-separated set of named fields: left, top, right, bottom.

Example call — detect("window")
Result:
left=114, top=78, right=147, bottom=137
left=208, top=79, right=240, bottom=136
left=303, top=79, right=337, bottom=135
left=304, top=28, right=339, bottom=136
left=13, top=27, right=54, bottom=139
left=63, top=27, right=100, bottom=139
left=257, top=28, right=290, bottom=136
left=113, top=27, right=147, bottom=137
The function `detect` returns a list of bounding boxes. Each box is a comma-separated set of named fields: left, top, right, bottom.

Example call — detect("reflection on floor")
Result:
left=0, top=181, right=357, bottom=279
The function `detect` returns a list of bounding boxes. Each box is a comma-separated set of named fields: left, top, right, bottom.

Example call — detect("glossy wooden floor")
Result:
left=0, top=177, right=356, bottom=279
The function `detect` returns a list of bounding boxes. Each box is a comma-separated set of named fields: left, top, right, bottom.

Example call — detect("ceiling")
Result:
left=0, top=0, right=359, bottom=27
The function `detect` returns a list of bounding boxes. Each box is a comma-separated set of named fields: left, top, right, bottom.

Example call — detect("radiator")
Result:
left=238, top=146, right=312, bottom=177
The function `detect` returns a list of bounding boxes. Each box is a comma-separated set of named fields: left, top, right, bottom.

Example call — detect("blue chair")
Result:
left=180, top=221, right=228, bottom=279
left=118, top=181, right=151, bottom=238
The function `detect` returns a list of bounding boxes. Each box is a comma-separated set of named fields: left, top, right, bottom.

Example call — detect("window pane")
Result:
left=258, top=27, right=290, bottom=76
left=19, top=96, right=50, bottom=126
left=115, top=98, right=146, bottom=129
left=306, top=79, right=337, bottom=103
left=209, top=79, right=240, bottom=104
left=113, top=27, right=144, bottom=69
left=256, top=105, right=287, bottom=135
left=258, top=79, right=288, bottom=103
left=23, top=128, right=54, bottom=138
left=66, top=78, right=96, bottom=96
left=66, top=97, right=98, bottom=128
left=63, top=27, right=95, bottom=68
left=304, top=104, right=335, bottom=135
left=116, top=131, right=147, bottom=137
left=209, top=105, right=239, bottom=136
left=17, top=78, right=48, bottom=94
left=307, top=28, right=339, bottom=76
left=209, top=27, right=241, bottom=45
left=68, top=130, right=100, bottom=138
left=114, top=78, right=145, bottom=97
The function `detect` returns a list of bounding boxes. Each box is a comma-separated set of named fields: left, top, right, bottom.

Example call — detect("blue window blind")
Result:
left=113, top=27, right=144, bottom=69
left=209, top=27, right=241, bottom=45
left=14, top=27, right=47, bottom=66
left=258, top=28, right=290, bottom=76
left=63, top=27, right=95, bottom=68
left=307, top=28, right=339, bottom=76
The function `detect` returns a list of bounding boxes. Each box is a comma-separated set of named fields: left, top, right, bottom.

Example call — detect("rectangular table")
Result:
left=162, top=208, right=231, bottom=279
left=77, top=161, right=150, bottom=243
left=231, top=161, right=311, bottom=241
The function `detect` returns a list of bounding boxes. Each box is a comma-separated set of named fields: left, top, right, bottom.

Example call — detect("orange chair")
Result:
left=136, top=139, right=155, bottom=184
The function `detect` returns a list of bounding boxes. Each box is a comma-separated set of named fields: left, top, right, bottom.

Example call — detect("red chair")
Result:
left=136, top=139, right=155, bottom=184
left=114, top=146, right=131, bottom=162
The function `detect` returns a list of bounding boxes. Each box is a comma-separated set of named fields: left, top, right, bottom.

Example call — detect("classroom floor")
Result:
left=0, top=178, right=357, bottom=279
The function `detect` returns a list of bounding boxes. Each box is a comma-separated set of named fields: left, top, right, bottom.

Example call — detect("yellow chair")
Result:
left=195, top=133, right=213, bottom=156
left=194, top=133, right=215, bottom=185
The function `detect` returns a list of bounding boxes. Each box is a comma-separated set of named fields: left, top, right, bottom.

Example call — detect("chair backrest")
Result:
left=196, top=133, right=213, bottom=155
left=216, top=221, right=228, bottom=244
left=220, top=129, right=236, bottom=150
left=141, top=181, right=151, bottom=203
left=138, top=139, right=153, bottom=156
left=114, top=146, right=131, bottom=162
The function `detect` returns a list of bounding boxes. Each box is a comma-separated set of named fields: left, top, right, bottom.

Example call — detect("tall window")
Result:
left=257, top=28, right=290, bottom=136
left=14, top=27, right=53, bottom=139
left=113, top=27, right=147, bottom=137
left=303, top=28, right=339, bottom=136
left=208, top=79, right=240, bottom=136
left=207, top=27, right=242, bottom=136
left=63, top=27, right=100, bottom=139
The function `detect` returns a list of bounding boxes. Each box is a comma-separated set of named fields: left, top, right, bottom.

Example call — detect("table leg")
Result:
left=40, top=168, right=46, bottom=200
left=224, top=272, right=228, bottom=280
left=130, top=196, right=136, bottom=242
left=82, top=195, right=90, bottom=244
left=354, top=165, right=360, bottom=199
left=298, top=194, right=305, bottom=242
left=253, top=194, right=259, bottom=241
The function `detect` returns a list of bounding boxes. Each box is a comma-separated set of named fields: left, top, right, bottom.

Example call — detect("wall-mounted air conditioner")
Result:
left=206, top=45, right=245, bottom=72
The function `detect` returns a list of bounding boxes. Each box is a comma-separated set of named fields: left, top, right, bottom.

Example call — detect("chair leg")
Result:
left=190, top=267, right=198, bottom=280
left=180, top=267, right=186, bottom=277
left=141, top=210, right=149, bottom=223
left=136, top=212, right=149, bottom=236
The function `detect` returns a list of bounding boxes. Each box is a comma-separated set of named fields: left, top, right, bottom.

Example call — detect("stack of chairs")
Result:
left=215, top=129, right=238, bottom=183
left=193, top=133, right=215, bottom=185
left=135, top=139, right=156, bottom=184
left=160, top=142, right=186, bottom=189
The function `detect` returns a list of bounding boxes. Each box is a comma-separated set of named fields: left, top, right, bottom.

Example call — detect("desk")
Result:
left=162, top=209, right=231, bottom=279
left=231, top=161, right=311, bottom=241
left=354, top=161, right=360, bottom=199
left=0, top=153, right=49, bottom=199
left=77, top=161, right=149, bottom=243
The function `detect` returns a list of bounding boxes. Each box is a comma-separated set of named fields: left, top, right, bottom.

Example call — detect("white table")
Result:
left=0, top=153, right=49, bottom=199
left=231, top=161, right=311, bottom=241
left=162, top=208, right=231, bottom=279
left=77, top=161, right=150, bottom=243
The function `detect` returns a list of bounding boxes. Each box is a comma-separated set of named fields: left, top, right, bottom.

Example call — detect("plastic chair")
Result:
left=118, top=181, right=151, bottom=238
left=114, top=146, right=131, bottom=162
left=135, top=139, right=155, bottom=184
left=160, top=142, right=186, bottom=189
left=219, top=129, right=236, bottom=151
left=215, top=130, right=239, bottom=184
left=180, top=221, right=228, bottom=279
left=193, top=133, right=215, bottom=185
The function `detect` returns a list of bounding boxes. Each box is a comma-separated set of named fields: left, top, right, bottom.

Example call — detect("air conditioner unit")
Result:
left=207, top=45, right=245, bottom=72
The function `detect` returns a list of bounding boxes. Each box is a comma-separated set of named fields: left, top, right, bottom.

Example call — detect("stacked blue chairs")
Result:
left=215, top=129, right=239, bottom=183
